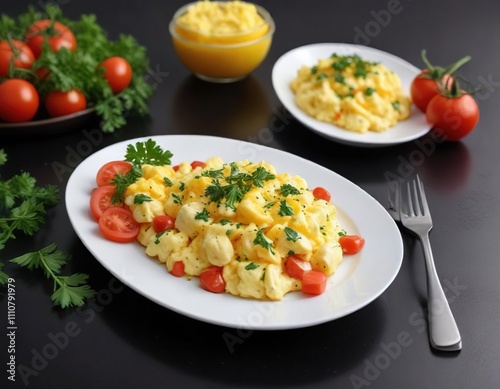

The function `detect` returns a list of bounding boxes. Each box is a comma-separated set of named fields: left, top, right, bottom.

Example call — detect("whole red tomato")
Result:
left=100, top=56, right=133, bottom=94
left=0, top=39, right=35, bottom=77
left=25, top=20, right=77, bottom=58
left=45, top=89, right=87, bottom=118
left=0, top=79, right=40, bottom=122
left=426, top=89, right=479, bottom=142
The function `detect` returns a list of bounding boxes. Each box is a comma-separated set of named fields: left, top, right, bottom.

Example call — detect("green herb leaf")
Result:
left=284, top=227, right=301, bottom=242
left=245, top=262, right=259, bottom=271
left=195, top=208, right=210, bottom=222
left=253, top=229, right=274, bottom=254
left=164, top=177, right=173, bottom=187
left=278, top=200, right=294, bottom=216
left=280, top=184, right=301, bottom=197
left=125, top=139, right=173, bottom=166
left=364, top=87, right=376, bottom=96
left=134, top=194, right=152, bottom=204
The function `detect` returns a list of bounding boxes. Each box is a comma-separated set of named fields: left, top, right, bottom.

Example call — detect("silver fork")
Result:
left=399, top=175, right=462, bottom=351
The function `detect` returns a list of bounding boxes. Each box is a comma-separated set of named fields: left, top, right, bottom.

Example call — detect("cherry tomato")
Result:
left=25, top=20, right=77, bottom=58
left=98, top=207, right=140, bottom=243
left=411, top=70, right=453, bottom=113
left=96, top=161, right=133, bottom=187
left=90, top=185, right=121, bottom=221
left=0, top=39, right=35, bottom=77
left=426, top=92, right=479, bottom=142
left=171, top=261, right=185, bottom=277
left=312, top=187, right=331, bottom=202
left=173, top=165, right=179, bottom=172
left=339, top=235, right=365, bottom=255
left=100, top=56, right=133, bottom=94
left=199, top=266, right=226, bottom=293
left=152, top=215, right=176, bottom=233
left=302, top=271, right=327, bottom=295
left=45, top=89, right=87, bottom=118
left=284, top=255, right=312, bottom=280
left=0, top=79, right=39, bottom=123
left=190, top=161, right=206, bottom=169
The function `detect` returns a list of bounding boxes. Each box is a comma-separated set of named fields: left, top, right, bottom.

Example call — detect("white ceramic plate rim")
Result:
left=272, top=43, right=429, bottom=147
left=66, top=135, right=403, bottom=329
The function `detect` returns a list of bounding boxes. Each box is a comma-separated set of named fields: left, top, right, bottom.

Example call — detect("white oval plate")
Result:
left=272, top=43, right=429, bottom=147
left=66, top=135, right=403, bottom=329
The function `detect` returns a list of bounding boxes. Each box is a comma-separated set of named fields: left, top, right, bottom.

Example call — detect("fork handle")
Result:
left=418, top=233, right=462, bottom=351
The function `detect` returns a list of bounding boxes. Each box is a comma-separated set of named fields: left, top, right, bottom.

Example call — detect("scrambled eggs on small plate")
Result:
left=291, top=53, right=411, bottom=133
left=272, top=43, right=429, bottom=147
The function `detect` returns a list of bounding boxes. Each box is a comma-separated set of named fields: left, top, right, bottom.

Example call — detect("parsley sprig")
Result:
left=11, top=244, right=96, bottom=308
left=111, top=139, right=173, bottom=203
left=0, top=149, right=95, bottom=308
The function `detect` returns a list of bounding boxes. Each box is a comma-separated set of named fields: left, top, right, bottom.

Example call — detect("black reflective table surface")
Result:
left=2, top=1, right=500, bottom=388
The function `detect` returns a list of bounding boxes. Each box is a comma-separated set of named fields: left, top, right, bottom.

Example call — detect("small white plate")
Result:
left=272, top=43, right=429, bottom=147
left=66, top=135, right=403, bottom=329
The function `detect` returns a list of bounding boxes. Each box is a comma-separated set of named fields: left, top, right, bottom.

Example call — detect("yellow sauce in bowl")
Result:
left=170, top=1, right=275, bottom=82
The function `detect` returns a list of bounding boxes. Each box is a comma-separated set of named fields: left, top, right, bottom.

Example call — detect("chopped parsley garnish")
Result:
left=253, top=229, right=274, bottom=254
left=284, top=227, right=300, bottom=242
left=226, top=230, right=231, bottom=236
left=179, top=182, right=186, bottom=191
left=338, top=230, right=347, bottom=237
left=204, top=164, right=275, bottom=211
left=278, top=200, right=294, bottom=216
left=287, top=250, right=295, bottom=257
left=311, top=65, right=318, bottom=74
left=172, top=193, right=183, bottom=205
left=260, top=268, right=266, bottom=281
left=219, top=219, right=232, bottom=225
left=134, top=194, right=152, bottom=204
left=154, top=232, right=165, bottom=244
left=392, top=101, right=401, bottom=111
left=194, top=208, right=210, bottom=222
left=263, top=201, right=276, bottom=209
left=317, top=72, right=328, bottom=81
left=334, top=72, right=345, bottom=84
left=201, top=169, right=224, bottom=179
left=163, top=177, right=173, bottom=187
left=280, top=184, right=301, bottom=197
left=245, top=262, right=260, bottom=271
left=364, top=87, right=376, bottom=96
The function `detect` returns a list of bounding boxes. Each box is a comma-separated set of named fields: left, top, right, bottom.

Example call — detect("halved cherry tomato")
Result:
left=0, top=39, right=35, bottom=77
left=285, top=255, right=312, bottom=280
left=171, top=261, right=185, bottom=277
left=302, top=271, right=327, bottom=295
left=200, top=266, right=226, bottom=293
left=45, top=89, right=87, bottom=118
left=152, top=215, right=176, bottom=233
left=100, top=56, right=133, bottom=94
left=96, top=161, right=133, bottom=187
left=90, top=185, right=121, bottom=221
left=0, top=79, right=39, bottom=123
left=98, top=207, right=140, bottom=243
left=339, top=235, right=365, bottom=254
left=190, top=161, right=205, bottom=169
left=173, top=165, right=179, bottom=172
left=25, top=20, right=77, bottom=58
left=312, top=187, right=331, bottom=202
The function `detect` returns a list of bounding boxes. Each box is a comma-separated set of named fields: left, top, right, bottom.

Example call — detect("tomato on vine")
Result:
left=426, top=79, right=479, bottom=142
left=411, top=50, right=470, bottom=113
left=0, top=39, right=35, bottom=77
left=25, top=20, right=77, bottom=58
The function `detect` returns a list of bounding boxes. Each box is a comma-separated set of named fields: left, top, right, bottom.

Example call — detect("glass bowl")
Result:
left=169, top=2, right=275, bottom=83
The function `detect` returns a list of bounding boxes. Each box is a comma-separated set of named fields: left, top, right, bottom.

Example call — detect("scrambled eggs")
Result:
left=125, top=158, right=344, bottom=300
left=177, top=0, right=265, bottom=34
left=290, top=53, right=412, bottom=133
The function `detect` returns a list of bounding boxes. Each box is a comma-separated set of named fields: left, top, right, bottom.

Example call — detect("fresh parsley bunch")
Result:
left=0, top=149, right=95, bottom=308
left=0, top=4, right=154, bottom=132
